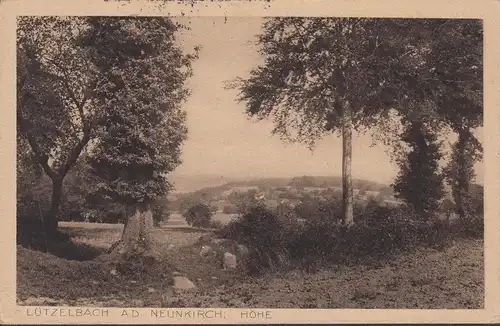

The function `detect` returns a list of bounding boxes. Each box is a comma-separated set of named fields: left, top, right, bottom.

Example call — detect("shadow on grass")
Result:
left=47, top=239, right=105, bottom=261
left=18, top=228, right=106, bottom=262
left=61, top=226, right=120, bottom=239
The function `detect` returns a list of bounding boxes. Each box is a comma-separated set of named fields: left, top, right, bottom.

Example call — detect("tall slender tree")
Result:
left=231, top=18, right=412, bottom=226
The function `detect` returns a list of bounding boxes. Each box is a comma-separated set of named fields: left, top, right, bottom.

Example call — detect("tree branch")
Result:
left=58, top=127, right=92, bottom=178
left=17, top=111, right=59, bottom=180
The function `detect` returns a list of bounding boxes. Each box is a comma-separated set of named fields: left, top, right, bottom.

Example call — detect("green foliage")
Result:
left=85, top=17, right=195, bottom=206
left=443, top=130, right=483, bottom=219
left=368, top=19, right=482, bottom=222
left=469, top=184, right=484, bottom=216
left=183, top=203, right=214, bottom=228
left=449, top=215, right=483, bottom=239
left=17, top=17, right=195, bottom=241
left=151, top=199, right=170, bottom=227
left=294, top=198, right=342, bottom=222
left=218, top=200, right=482, bottom=274
left=231, top=18, right=410, bottom=147
left=17, top=17, right=99, bottom=180
left=392, top=121, right=445, bottom=220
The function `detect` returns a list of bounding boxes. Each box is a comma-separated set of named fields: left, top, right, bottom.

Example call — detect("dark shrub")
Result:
left=222, top=204, right=239, bottom=214
left=208, top=219, right=224, bottom=230
left=217, top=204, right=291, bottom=274
left=183, top=203, right=213, bottom=228
left=449, top=216, right=484, bottom=239
left=219, top=200, right=483, bottom=274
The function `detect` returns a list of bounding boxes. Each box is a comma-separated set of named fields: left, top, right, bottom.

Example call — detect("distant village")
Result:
left=169, top=177, right=403, bottom=214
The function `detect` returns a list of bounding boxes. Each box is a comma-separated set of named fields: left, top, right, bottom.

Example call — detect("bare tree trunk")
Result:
left=44, top=178, right=63, bottom=237
left=342, top=100, right=354, bottom=227
left=111, top=202, right=154, bottom=256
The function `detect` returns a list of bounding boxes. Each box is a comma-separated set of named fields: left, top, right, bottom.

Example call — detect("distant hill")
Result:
left=169, top=174, right=240, bottom=193
left=170, top=174, right=392, bottom=196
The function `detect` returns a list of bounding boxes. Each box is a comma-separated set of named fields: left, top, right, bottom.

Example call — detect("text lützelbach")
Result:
left=151, top=309, right=227, bottom=319
left=27, top=307, right=109, bottom=317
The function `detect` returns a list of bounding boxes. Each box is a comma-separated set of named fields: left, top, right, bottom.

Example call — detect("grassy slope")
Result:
left=17, top=222, right=483, bottom=308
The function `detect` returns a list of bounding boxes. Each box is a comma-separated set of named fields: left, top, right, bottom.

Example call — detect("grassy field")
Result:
left=17, top=220, right=484, bottom=308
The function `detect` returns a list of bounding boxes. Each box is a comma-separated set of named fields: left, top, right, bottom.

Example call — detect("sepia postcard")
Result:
left=1, top=0, right=500, bottom=324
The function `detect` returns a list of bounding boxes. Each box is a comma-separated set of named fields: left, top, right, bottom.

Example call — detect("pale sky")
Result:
left=170, top=17, right=483, bottom=185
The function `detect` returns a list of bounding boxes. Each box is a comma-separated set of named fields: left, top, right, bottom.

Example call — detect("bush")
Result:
left=449, top=216, right=483, bottom=239
left=222, top=204, right=239, bottom=214
left=217, top=204, right=291, bottom=274
left=207, top=219, right=224, bottom=230
left=183, top=203, right=213, bottom=228
left=218, top=200, right=484, bottom=274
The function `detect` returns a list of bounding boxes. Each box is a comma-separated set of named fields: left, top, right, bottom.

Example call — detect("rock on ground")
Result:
left=223, top=252, right=237, bottom=270
left=172, top=276, right=196, bottom=290
left=237, top=244, right=249, bottom=256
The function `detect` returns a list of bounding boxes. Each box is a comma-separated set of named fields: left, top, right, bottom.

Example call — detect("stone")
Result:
left=148, top=287, right=157, bottom=293
left=237, top=244, right=249, bottom=256
left=223, top=252, right=237, bottom=270
left=172, top=271, right=182, bottom=277
left=110, top=269, right=119, bottom=276
left=167, top=244, right=175, bottom=251
left=172, top=276, right=196, bottom=290
left=200, top=245, right=213, bottom=257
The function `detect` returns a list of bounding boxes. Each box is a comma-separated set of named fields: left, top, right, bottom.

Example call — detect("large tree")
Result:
left=372, top=19, right=483, bottom=219
left=17, top=17, right=105, bottom=237
left=82, top=17, right=195, bottom=255
left=231, top=18, right=408, bottom=226
left=392, top=121, right=445, bottom=220
left=430, top=20, right=483, bottom=219
left=17, top=17, right=196, bottom=245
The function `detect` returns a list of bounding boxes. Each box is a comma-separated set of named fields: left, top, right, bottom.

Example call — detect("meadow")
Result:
left=17, top=216, right=484, bottom=308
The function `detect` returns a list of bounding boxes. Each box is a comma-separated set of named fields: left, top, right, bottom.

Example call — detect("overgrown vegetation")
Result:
left=218, top=198, right=484, bottom=275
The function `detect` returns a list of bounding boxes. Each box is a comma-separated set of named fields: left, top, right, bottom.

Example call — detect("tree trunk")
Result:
left=342, top=100, right=354, bottom=227
left=44, top=178, right=63, bottom=237
left=455, top=129, right=470, bottom=219
left=111, top=202, right=155, bottom=256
